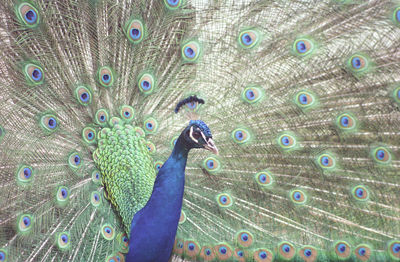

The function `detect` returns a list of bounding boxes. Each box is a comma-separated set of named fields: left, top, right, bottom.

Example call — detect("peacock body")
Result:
left=1, top=0, right=400, bottom=261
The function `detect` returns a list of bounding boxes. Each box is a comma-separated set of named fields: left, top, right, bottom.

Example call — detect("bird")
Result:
left=0, top=0, right=400, bottom=261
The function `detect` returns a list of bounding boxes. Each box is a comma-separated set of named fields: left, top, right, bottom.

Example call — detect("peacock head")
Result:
left=181, top=120, right=218, bottom=155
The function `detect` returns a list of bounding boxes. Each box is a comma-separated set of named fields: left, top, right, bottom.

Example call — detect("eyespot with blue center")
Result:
left=354, top=244, right=372, bottom=260
left=293, top=38, right=314, bottom=56
left=317, top=153, right=336, bottom=169
left=143, top=117, right=158, bottom=134
left=232, top=128, right=250, bottom=144
left=255, top=170, right=273, bottom=187
left=95, top=109, right=109, bottom=126
left=56, top=232, right=71, bottom=250
left=215, top=243, right=232, bottom=259
left=18, top=214, right=33, bottom=233
left=278, top=133, right=296, bottom=149
left=40, top=114, right=58, bottom=133
left=17, top=165, right=34, bottom=183
left=98, top=66, right=114, bottom=87
left=295, top=91, right=316, bottom=109
left=334, top=241, right=351, bottom=258
left=299, top=246, right=317, bottom=261
left=91, top=169, right=101, bottom=184
left=237, top=230, right=253, bottom=247
left=278, top=242, right=295, bottom=259
left=205, top=248, right=212, bottom=256
left=119, top=105, right=134, bottom=122
left=18, top=3, right=40, bottom=27
left=68, top=152, right=82, bottom=169
left=217, top=193, right=232, bottom=207
left=0, top=249, right=7, bottom=262
left=126, top=19, right=144, bottom=44
left=154, top=161, right=163, bottom=172
left=337, top=113, right=356, bottom=130
left=352, top=185, right=369, bottom=201
left=388, top=240, right=400, bottom=260
left=254, top=249, right=273, bottom=262
left=372, top=147, right=391, bottom=164
left=117, top=233, right=129, bottom=252
left=56, top=186, right=70, bottom=205
left=146, top=141, right=156, bottom=154
left=238, top=29, right=259, bottom=49
left=75, top=86, right=92, bottom=105
left=24, top=63, right=44, bottom=85
left=82, top=126, right=96, bottom=144
left=91, top=191, right=101, bottom=207
left=138, top=73, right=155, bottom=94
left=348, top=54, right=368, bottom=73
left=290, top=189, right=307, bottom=204
left=174, top=240, right=184, bottom=254
left=242, top=86, right=263, bottom=104
left=185, top=241, right=199, bottom=256
left=204, top=157, right=220, bottom=173
left=182, top=41, right=201, bottom=62
left=393, top=86, right=400, bottom=104
left=101, top=224, right=115, bottom=240
left=164, top=0, right=182, bottom=9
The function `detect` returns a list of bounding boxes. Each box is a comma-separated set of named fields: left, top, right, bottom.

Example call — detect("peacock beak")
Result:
left=204, top=138, right=218, bottom=155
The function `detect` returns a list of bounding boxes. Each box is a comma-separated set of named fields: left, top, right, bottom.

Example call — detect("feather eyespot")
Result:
left=388, top=241, right=400, bottom=260
left=348, top=54, right=369, bottom=74
left=18, top=214, right=33, bottom=233
left=154, top=161, right=163, bottom=172
left=254, top=249, right=273, bottom=262
left=92, top=169, right=102, bottom=184
left=146, top=141, right=156, bottom=154
left=171, top=136, right=179, bottom=148
left=237, top=231, right=253, bottom=248
left=125, top=19, right=145, bottom=44
left=95, top=109, right=109, bottom=126
left=134, top=127, right=145, bottom=138
left=143, top=117, right=158, bottom=134
left=40, top=114, right=58, bottom=133
left=355, top=244, right=372, bottom=261
left=293, top=38, right=314, bottom=56
left=82, top=126, right=96, bottom=144
left=334, top=241, right=351, bottom=259
left=337, top=113, right=356, bottom=130
left=232, top=128, right=250, bottom=144
left=182, top=41, right=201, bottom=62
left=0, top=249, right=7, bottom=262
left=117, top=233, right=129, bottom=253
left=174, top=239, right=184, bottom=255
left=290, top=189, right=307, bottom=205
left=394, top=7, right=400, bottom=24
left=295, top=91, right=315, bottom=108
left=217, top=193, right=232, bottom=207
left=75, top=86, right=92, bottom=105
left=278, top=133, right=297, bottom=150
left=98, top=66, right=114, bottom=88
left=234, top=248, right=247, bottom=261
left=372, top=147, right=391, bottom=164
left=24, top=63, right=44, bottom=85
left=16, top=165, right=34, bottom=184
left=56, top=232, right=71, bottom=250
left=242, top=86, right=263, bottom=104
left=17, top=3, right=40, bottom=27
left=184, top=240, right=200, bottom=257
left=56, top=186, right=70, bottom=206
left=138, top=73, right=155, bottom=94
left=101, top=224, right=115, bottom=240
left=215, top=243, right=232, bottom=260
left=120, top=105, right=134, bottom=122
left=200, top=246, right=215, bottom=261
left=278, top=242, right=295, bottom=260
left=68, top=152, right=82, bottom=169
left=299, top=246, right=318, bottom=262
left=239, top=29, right=259, bottom=49
left=255, top=171, right=273, bottom=187
left=352, top=185, right=369, bottom=201
left=204, top=157, right=220, bottom=173
left=91, top=191, right=101, bottom=207
left=393, top=87, right=400, bottom=104
left=317, top=153, right=336, bottom=169
left=164, top=0, right=182, bottom=9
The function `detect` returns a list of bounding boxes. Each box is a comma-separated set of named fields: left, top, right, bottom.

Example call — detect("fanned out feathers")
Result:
left=0, top=0, right=400, bottom=262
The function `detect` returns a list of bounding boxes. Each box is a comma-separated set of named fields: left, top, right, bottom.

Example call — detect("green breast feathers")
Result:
left=93, top=116, right=156, bottom=235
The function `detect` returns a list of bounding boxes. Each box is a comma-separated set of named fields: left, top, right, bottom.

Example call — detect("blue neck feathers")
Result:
left=126, top=135, right=190, bottom=262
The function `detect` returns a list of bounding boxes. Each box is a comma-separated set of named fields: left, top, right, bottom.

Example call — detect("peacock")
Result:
left=0, top=0, right=400, bottom=261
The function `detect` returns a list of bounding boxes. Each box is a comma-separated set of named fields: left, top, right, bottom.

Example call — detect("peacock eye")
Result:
left=193, top=131, right=201, bottom=140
